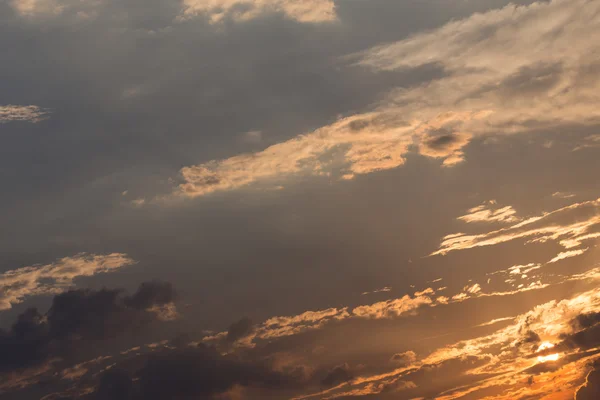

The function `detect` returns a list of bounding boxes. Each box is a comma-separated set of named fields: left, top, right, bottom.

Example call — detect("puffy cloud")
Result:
left=0, top=281, right=177, bottom=374
left=352, top=294, right=432, bottom=319
left=389, top=351, right=417, bottom=367
left=0, top=105, right=48, bottom=123
left=0, top=253, right=136, bottom=311
left=321, top=363, right=353, bottom=387
left=180, top=0, right=337, bottom=24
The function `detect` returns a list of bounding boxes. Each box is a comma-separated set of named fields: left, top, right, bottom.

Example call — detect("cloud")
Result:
left=458, top=202, right=520, bottom=224
left=361, top=287, right=391, bottom=296
left=0, top=281, right=177, bottom=374
left=475, top=316, right=515, bottom=328
left=549, top=248, right=589, bottom=263
left=576, top=362, right=600, bottom=400
left=96, top=368, right=133, bottom=400
left=97, top=344, right=303, bottom=400
left=418, top=131, right=471, bottom=166
left=9, top=0, right=64, bottom=17
left=224, top=317, right=255, bottom=344
left=390, top=351, right=417, bottom=367
left=352, top=293, right=432, bottom=319
left=553, top=191, right=576, bottom=199
left=173, top=113, right=414, bottom=198
left=304, top=287, right=600, bottom=399
left=254, top=307, right=350, bottom=341
left=8, top=0, right=99, bottom=18
left=321, top=364, right=353, bottom=387
left=0, top=105, right=48, bottom=123
left=241, top=130, right=263, bottom=143
left=0, top=253, right=136, bottom=311
left=180, top=0, right=337, bottom=24
left=165, top=0, right=600, bottom=201
left=433, top=198, right=600, bottom=256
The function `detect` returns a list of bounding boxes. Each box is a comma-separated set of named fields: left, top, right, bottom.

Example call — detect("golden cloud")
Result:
left=0, top=253, right=136, bottom=310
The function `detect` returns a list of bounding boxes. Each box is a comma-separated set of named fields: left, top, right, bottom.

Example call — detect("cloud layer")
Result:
left=166, top=0, right=600, bottom=200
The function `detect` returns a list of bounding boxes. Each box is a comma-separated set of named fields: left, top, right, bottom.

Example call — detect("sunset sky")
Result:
left=2, top=0, right=600, bottom=399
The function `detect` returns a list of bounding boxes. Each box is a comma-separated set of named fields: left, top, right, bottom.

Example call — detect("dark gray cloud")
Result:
left=577, top=361, right=600, bottom=400
left=0, top=281, right=176, bottom=374
left=321, top=363, right=353, bottom=387
left=224, top=317, right=255, bottom=344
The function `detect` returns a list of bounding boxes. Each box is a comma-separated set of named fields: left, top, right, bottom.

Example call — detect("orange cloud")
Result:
left=433, top=198, right=600, bottom=256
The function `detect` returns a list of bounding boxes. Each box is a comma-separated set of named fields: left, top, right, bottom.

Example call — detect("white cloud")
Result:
left=0, top=253, right=136, bottom=310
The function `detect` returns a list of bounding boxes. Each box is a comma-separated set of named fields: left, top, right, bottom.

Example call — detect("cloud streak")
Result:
left=433, top=198, right=600, bottom=256
left=0, top=253, right=136, bottom=311
left=458, top=201, right=520, bottom=224
left=0, top=105, right=48, bottom=123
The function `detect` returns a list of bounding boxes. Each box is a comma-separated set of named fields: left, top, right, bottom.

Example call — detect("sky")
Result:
left=1, top=0, right=600, bottom=398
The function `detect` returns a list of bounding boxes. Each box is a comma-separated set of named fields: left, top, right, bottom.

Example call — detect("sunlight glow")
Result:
left=537, top=353, right=560, bottom=363
left=537, top=342, right=555, bottom=352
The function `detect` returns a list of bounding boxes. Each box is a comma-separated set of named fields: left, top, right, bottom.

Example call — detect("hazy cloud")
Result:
left=180, top=0, right=336, bottom=24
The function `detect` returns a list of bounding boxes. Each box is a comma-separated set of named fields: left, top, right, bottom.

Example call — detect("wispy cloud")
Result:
left=433, top=198, right=600, bottom=256
left=164, top=0, right=600, bottom=201
left=174, top=113, right=414, bottom=198
left=549, top=248, right=589, bottom=263
left=361, top=286, right=391, bottom=296
left=0, top=105, right=48, bottom=123
left=458, top=202, right=520, bottom=224
left=0, top=253, right=136, bottom=310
